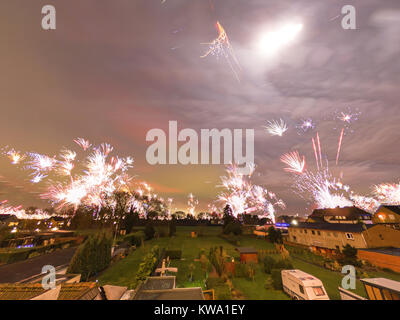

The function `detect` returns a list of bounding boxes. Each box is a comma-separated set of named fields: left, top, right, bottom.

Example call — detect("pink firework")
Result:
left=280, top=151, right=306, bottom=174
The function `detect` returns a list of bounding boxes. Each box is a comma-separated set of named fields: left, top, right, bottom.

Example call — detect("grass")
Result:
left=98, top=226, right=400, bottom=300
left=232, top=263, right=289, bottom=300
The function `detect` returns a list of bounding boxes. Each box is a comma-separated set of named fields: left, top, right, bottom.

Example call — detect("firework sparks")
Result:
left=374, top=182, right=400, bottom=205
left=263, top=119, right=288, bottom=137
left=0, top=202, right=67, bottom=220
left=311, top=137, right=319, bottom=171
left=296, top=118, right=315, bottom=134
left=283, top=136, right=357, bottom=209
left=294, top=169, right=353, bottom=209
left=316, top=132, right=323, bottom=169
left=187, top=193, right=199, bottom=216
left=7, top=150, right=25, bottom=165
left=336, top=128, right=344, bottom=165
left=280, top=151, right=306, bottom=174
left=74, top=138, right=92, bottom=151
left=217, top=163, right=285, bottom=222
left=350, top=194, right=380, bottom=213
left=201, top=21, right=241, bottom=82
left=3, top=139, right=135, bottom=213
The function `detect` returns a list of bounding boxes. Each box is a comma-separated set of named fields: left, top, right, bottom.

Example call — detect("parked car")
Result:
left=281, top=269, right=330, bottom=300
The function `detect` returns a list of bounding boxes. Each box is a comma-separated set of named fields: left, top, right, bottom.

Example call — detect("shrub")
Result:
left=246, top=262, right=256, bottom=281
left=198, top=248, right=206, bottom=259
left=209, top=246, right=227, bottom=277
left=67, top=233, right=112, bottom=281
left=263, top=256, right=276, bottom=274
left=206, top=277, right=232, bottom=300
left=267, top=226, right=282, bottom=244
left=133, top=245, right=161, bottom=288
left=155, top=226, right=169, bottom=238
left=223, top=222, right=242, bottom=236
left=234, top=262, right=247, bottom=278
left=144, top=223, right=155, bottom=240
left=264, top=277, right=274, bottom=290
left=122, top=231, right=144, bottom=247
left=271, top=269, right=283, bottom=290
left=216, top=286, right=232, bottom=300
left=168, top=219, right=176, bottom=237
left=274, top=258, right=293, bottom=270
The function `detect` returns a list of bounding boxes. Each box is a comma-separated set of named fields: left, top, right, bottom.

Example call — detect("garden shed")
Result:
left=236, top=247, right=258, bottom=264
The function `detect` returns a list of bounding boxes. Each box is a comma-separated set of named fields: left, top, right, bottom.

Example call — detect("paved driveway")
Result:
left=0, top=247, right=77, bottom=283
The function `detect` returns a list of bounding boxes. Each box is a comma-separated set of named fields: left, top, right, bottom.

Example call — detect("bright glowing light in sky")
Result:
left=258, top=23, right=303, bottom=55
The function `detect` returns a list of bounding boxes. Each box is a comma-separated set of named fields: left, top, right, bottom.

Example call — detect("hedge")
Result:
left=121, top=231, right=145, bottom=247
left=132, top=245, right=161, bottom=288
left=67, top=233, right=112, bottom=281
left=271, top=269, right=283, bottom=290
left=206, top=277, right=232, bottom=300
left=262, top=256, right=293, bottom=274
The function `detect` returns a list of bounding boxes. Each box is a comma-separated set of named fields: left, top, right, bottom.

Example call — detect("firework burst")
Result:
left=187, top=193, right=199, bottom=216
left=263, top=119, right=288, bottom=137
left=280, top=151, right=306, bottom=174
left=296, top=118, right=315, bottom=134
left=201, top=21, right=241, bottom=82
left=217, top=163, right=285, bottom=222
left=373, top=182, right=400, bottom=205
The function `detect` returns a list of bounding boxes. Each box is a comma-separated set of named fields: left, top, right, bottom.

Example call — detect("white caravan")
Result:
left=281, top=269, right=330, bottom=300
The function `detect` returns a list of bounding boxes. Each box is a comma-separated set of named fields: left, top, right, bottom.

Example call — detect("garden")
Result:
left=96, top=225, right=400, bottom=300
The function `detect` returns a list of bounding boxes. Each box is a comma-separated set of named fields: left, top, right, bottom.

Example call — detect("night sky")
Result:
left=0, top=0, right=399, bottom=215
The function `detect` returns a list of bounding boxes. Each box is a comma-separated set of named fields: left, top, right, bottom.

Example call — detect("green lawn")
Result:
left=98, top=226, right=400, bottom=300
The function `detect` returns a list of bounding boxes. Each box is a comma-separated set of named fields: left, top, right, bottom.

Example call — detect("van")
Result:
left=281, top=269, right=329, bottom=300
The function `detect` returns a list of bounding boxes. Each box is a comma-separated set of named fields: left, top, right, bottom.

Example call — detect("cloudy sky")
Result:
left=0, top=0, right=399, bottom=215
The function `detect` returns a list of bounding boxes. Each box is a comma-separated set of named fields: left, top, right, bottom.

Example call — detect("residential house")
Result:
left=307, top=206, right=373, bottom=224
left=0, top=215, right=19, bottom=229
left=373, top=205, right=400, bottom=230
left=287, top=222, right=400, bottom=255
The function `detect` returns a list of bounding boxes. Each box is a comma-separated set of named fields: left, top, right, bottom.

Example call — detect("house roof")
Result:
left=140, top=276, right=175, bottom=290
left=378, top=205, right=400, bottom=215
left=47, top=216, right=67, bottom=222
left=309, top=206, right=371, bottom=220
left=361, top=278, right=400, bottom=294
left=0, top=282, right=101, bottom=300
left=290, top=222, right=374, bottom=233
left=309, top=206, right=372, bottom=221
left=57, top=283, right=100, bottom=300
left=0, top=284, right=46, bottom=300
left=236, top=247, right=258, bottom=254
left=132, top=276, right=204, bottom=300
